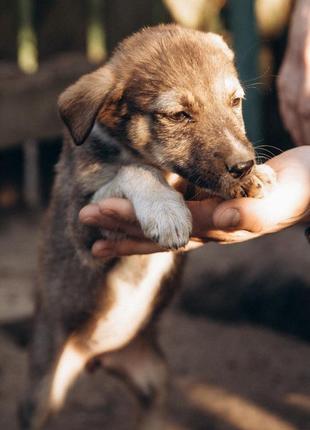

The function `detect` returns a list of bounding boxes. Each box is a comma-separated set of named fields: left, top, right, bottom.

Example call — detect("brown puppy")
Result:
left=19, top=25, right=274, bottom=430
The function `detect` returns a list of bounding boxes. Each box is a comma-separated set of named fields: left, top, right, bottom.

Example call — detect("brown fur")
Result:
left=19, top=25, right=274, bottom=430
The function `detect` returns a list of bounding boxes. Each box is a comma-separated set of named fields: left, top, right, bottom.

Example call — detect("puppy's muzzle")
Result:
left=227, top=159, right=254, bottom=179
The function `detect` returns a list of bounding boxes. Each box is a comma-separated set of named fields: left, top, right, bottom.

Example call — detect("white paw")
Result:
left=136, top=192, right=192, bottom=250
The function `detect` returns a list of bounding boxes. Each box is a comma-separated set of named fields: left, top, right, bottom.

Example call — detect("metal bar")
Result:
left=23, top=139, right=40, bottom=208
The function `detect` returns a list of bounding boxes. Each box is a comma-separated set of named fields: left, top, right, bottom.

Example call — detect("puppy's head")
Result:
left=59, top=25, right=256, bottom=198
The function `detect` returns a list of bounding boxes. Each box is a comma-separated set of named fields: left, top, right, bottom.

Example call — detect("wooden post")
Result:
left=87, top=0, right=106, bottom=63
left=17, top=0, right=38, bottom=73
left=23, top=139, right=40, bottom=208
left=227, top=0, right=262, bottom=145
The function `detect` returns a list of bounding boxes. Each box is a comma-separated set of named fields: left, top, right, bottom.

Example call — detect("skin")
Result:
left=277, top=0, right=310, bottom=146
left=79, top=146, right=310, bottom=257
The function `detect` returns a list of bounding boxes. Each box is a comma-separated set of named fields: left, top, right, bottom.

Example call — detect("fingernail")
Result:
left=81, top=217, right=96, bottom=225
left=216, top=208, right=240, bottom=229
left=93, top=245, right=113, bottom=258
left=96, top=250, right=112, bottom=258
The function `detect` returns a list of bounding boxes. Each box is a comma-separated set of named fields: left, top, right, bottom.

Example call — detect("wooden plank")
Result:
left=0, top=215, right=38, bottom=322
left=0, top=55, right=96, bottom=148
left=23, top=139, right=40, bottom=208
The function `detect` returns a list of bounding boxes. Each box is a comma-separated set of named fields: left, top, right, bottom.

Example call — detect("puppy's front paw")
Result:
left=136, top=193, right=192, bottom=250
left=232, top=164, right=276, bottom=199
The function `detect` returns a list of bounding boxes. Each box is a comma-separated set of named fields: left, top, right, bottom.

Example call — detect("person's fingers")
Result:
left=92, top=237, right=204, bottom=257
left=212, top=147, right=310, bottom=233
left=79, top=203, right=104, bottom=223
left=79, top=198, right=145, bottom=238
left=81, top=148, right=310, bottom=246
left=187, top=198, right=223, bottom=235
left=80, top=198, right=136, bottom=223
left=82, top=198, right=219, bottom=256
left=212, top=154, right=310, bottom=234
left=92, top=238, right=165, bottom=257
left=212, top=198, right=266, bottom=233
left=97, top=198, right=137, bottom=222
left=213, top=193, right=296, bottom=235
left=80, top=197, right=224, bottom=239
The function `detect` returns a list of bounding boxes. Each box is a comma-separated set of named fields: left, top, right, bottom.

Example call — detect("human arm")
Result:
left=277, top=0, right=310, bottom=146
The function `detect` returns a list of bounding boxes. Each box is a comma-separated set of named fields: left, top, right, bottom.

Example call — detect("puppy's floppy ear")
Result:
left=58, top=65, right=115, bottom=145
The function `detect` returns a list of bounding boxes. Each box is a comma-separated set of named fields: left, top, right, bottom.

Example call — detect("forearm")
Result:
left=290, top=0, right=310, bottom=43
left=277, top=0, right=310, bottom=146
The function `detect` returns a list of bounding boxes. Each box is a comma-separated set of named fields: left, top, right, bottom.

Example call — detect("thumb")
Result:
left=213, top=198, right=267, bottom=234
left=213, top=174, right=309, bottom=234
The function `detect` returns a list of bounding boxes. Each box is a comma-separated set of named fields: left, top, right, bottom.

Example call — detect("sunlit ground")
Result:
left=0, top=213, right=310, bottom=430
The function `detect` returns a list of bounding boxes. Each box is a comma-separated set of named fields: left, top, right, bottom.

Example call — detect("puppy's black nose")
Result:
left=228, top=160, right=254, bottom=178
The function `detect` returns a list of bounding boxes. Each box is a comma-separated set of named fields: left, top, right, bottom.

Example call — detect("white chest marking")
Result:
left=89, top=252, right=175, bottom=353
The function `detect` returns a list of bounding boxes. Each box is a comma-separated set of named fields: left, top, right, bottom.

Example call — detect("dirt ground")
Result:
left=1, top=212, right=310, bottom=430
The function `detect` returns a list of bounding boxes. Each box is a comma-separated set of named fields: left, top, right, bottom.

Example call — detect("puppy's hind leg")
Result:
left=19, top=314, right=87, bottom=430
left=19, top=309, right=60, bottom=430
left=98, top=330, right=169, bottom=430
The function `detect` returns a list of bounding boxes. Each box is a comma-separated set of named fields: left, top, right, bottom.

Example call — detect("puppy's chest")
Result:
left=89, top=252, right=176, bottom=352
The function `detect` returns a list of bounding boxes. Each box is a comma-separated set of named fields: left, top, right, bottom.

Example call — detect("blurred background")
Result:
left=0, top=1, right=310, bottom=430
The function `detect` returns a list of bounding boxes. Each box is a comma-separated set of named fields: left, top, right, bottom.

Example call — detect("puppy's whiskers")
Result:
left=256, top=144, right=283, bottom=154
left=255, top=144, right=283, bottom=165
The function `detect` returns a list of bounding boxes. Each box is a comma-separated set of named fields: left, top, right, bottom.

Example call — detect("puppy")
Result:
left=19, top=24, right=274, bottom=430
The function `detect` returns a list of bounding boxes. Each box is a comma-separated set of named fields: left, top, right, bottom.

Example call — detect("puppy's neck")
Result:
left=91, top=123, right=122, bottom=152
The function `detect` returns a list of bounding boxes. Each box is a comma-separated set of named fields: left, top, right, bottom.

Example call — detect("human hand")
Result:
left=277, top=0, right=310, bottom=146
left=79, top=147, right=310, bottom=257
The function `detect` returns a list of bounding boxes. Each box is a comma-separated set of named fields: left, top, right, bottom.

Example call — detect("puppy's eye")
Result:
left=169, top=111, right=192, bottom=122
left=231, top=97, right=242, bottom=108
